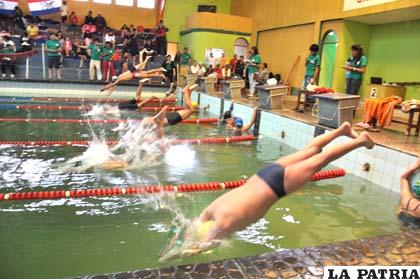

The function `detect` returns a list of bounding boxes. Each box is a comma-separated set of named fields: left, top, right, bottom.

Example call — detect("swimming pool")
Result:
left=0, top=96, right=403, bottom=279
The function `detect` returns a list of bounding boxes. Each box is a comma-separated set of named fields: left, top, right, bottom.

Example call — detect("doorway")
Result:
left=319, top=30, right=338, bottom=88
left=234, top=37, right=249, bottom=58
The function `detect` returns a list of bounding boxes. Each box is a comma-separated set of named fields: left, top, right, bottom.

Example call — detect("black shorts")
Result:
left=166, top=112, right=183, bottom=126
left=118, top=102, right=138, bottom=110
left=128, top=64, right=137, bottom=73
left=257, top=163, right=286, bottom=198
left=48, top=56, right=60, bottom=69
left=61, top=16, right=68, bottom=23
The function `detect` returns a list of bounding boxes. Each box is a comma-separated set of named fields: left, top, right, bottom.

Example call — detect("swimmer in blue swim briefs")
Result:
left=197, top=122, right=375, bottom=242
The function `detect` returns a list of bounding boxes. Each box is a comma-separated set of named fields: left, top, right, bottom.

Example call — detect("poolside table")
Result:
left=295, top=89, right=318, bottom=112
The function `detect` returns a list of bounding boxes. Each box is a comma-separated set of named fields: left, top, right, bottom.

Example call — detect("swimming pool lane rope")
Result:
left=0, top=117, right=218, bottom=124
left=0, top=104, right=184, bottom=112
left=0, top=169, right=345, bottom=201
left=0, top=135, right=256, bottom=147
left=0, top=96, right=176, bottom=104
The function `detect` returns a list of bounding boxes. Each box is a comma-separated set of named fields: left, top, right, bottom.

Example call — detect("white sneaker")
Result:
left=1, top=74, right=5, bottom=78
left=10, top=74, right=15, bottom=78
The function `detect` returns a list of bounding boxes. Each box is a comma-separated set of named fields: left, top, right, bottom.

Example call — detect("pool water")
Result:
left=0, top=101, right=402, bottom=279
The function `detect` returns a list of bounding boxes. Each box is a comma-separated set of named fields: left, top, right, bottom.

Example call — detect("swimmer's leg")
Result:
left=166, top=82, right=175, bottom=96
left=276, top=122, right=359, bottom=167
left=134, top=78, right=150, bottom=101
left=177, top=83, right=198, bottom=120
left=283, top=132, right=374, bottom=194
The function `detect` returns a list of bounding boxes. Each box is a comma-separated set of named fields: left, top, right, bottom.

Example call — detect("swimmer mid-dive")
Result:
left=117, top=78, right=160, bottom=110
left=159, top=122, right=375, bottom=260
left=100, top=56, right=167, bottom=95
left=397, top=157, right=420, bottom=228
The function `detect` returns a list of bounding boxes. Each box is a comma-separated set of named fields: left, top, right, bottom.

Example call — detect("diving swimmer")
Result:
left=160, top=122, right=375, bottom=259
left=100, top=56, right=167, bottom=95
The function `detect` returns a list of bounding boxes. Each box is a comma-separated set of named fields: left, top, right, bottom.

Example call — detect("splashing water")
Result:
left=86, top=104, right=121, bottom=117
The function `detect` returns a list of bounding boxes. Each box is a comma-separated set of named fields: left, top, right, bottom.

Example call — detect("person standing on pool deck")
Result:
left=45, top=33, right=62, bottom=80
left=397, top=157, right=420, bottom=228
left=246, top=47, right=261, bottom=97
left=303, top=44, right=320, bottom=89
left=343, top=44, right=367, bottom=96
left=197, top=122, right=374, bottom=243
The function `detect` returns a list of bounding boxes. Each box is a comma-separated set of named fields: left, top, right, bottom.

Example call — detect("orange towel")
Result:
left=363, top=96, right=402, bottom=127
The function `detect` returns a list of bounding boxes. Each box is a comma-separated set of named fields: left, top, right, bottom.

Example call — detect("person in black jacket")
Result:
left=84, top=11, right=94, bottom=25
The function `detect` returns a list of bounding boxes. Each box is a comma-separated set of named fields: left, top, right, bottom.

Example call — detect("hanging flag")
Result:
left=28, top=0, right=61, bottom=16
left=0, top=0, right=19, bottom=15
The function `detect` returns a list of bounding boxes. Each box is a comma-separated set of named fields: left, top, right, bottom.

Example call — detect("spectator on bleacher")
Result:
left=94, top=14, right=107, bottom=36
left=162, top=54, right=176, bottom=83
left=26, top=23, right=39, bottom=40
left=174, top=51, right=181, bottom=65
left=20, top=32, right=32, bottom=52
left=83, top=33, right=92, bottom=47
left=155, top=20, right=169, bottom=55
left=222, top=64, right=232, bottom=79
left=45, top=33, right=62, bottom=80
left=88, top=38, right=102, bottom=81
left=76, top=39, right=88, bottom=69
left=189, top=60, right=200, bottom=75
left=180, top=47, right=192, bottom=66
left=110, top=48, right=122, bottom=75
left=198, top=64, right=207, bottom=77
left=60, top=1, right=68, bottom=31
left=120, top=24, right=130, bottom=39
left=208, top=52, right=217, bottom=68
left=121, top=38, right=130, bottom=57
left=84, top=11, right=94, bottom=25
left=13, top=6, right=25, bottom=30
left=214, top=64, right=222, bottom=79
left=64, top=37, right=72, bottom=57
left=219, top=53, right=227, bottom=67
left=230, top=54, right=238, bottom=73
left=82, top=11, right=96, bottom=35
left=56, top=31, right=64, bottom=45
left=235, top=55, right=245, bottom=77
left=206, top=64, right=214, bottom=76
left=69, top=12, right=78, bottom=26
left=104, top=30, right=116, bottom=48
left=101, top=41, right=115, bottom=82
left=1, top=42, right=16, bottom=78
left=139, top=40, right=155, bottom=64
left=2, top=35, right=16, bottom=52
left=0, top=30, right=11, bottom=46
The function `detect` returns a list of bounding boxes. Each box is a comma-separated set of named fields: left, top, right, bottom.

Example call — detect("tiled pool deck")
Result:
left=76, top=229, right=419, bottom=279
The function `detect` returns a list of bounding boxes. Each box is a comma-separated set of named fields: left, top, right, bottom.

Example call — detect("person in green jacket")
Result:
left=246, top=46, right=261, bottom=97
left=343, top=44, right=367, bottom=95
left=45, top=33, right=62, bottom=80
left=303, top=44, right=320, bottom=89
left=180, top=47, right=192, bottom=66
left=101, top=41, right=115, bottom=82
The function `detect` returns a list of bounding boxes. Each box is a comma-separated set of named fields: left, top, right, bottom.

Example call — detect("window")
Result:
left=116, top=0, right=133, bottom=6
left=137, top=0, right=155, bottom=9
left=93, top=0, right=112, bottom=4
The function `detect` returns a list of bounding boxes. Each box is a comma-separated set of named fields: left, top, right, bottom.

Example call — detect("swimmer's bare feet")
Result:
left=340, top=121, right=359, bottom=139
left=359, top=132, right=375, bottom=149
left=160, top=67, right=168, bottom=72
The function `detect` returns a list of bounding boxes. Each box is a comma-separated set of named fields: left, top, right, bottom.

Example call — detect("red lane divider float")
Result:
left=13, top=105, right=184, bottom=112
left=0, top=169, right=346, bottom=201
left=0, top=135, right=256, bottom=147
left=0, top=118, right=218, bottom=125
left=31, top=97, right=176, bottom=104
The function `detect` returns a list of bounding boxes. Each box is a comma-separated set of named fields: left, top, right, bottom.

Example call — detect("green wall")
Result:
left=164, top=0, right=232, bottom=43
left=179, top=31, right=250, bottom=64
left=366, top=20, right=420, bottom=100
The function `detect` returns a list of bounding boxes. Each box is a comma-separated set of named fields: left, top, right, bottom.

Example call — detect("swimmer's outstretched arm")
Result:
left=241, top=107, right=258, bottom=132
left=198, top=123, right=374, bottom=242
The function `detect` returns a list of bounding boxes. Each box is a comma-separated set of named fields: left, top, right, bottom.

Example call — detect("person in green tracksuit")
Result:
left=246, top=46, right=261, bottom=97
left=45, top=33, right=62, bottom=80
left=303, top=44, right=320, bottom=89
left=101, top=41, right=115, bottom=81
left=343, top=44, right=367, bottom=96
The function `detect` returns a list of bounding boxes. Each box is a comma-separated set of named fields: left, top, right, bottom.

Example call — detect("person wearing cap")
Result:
left=398, top=157, right=420, bottom=228
left=303, top=44, right=320, bottom=89
left=222, top=106, right=258, bottom=134
left=1, top=41, right=17, bottom=78
left=343, top=44, right=367, bottom=96
left=101, top=41, right=115, bottom=82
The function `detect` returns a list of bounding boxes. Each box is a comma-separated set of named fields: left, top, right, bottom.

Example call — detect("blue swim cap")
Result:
left=410, top=171, right=420, bottom=197
left=234, top=117, right=243, bottom=128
